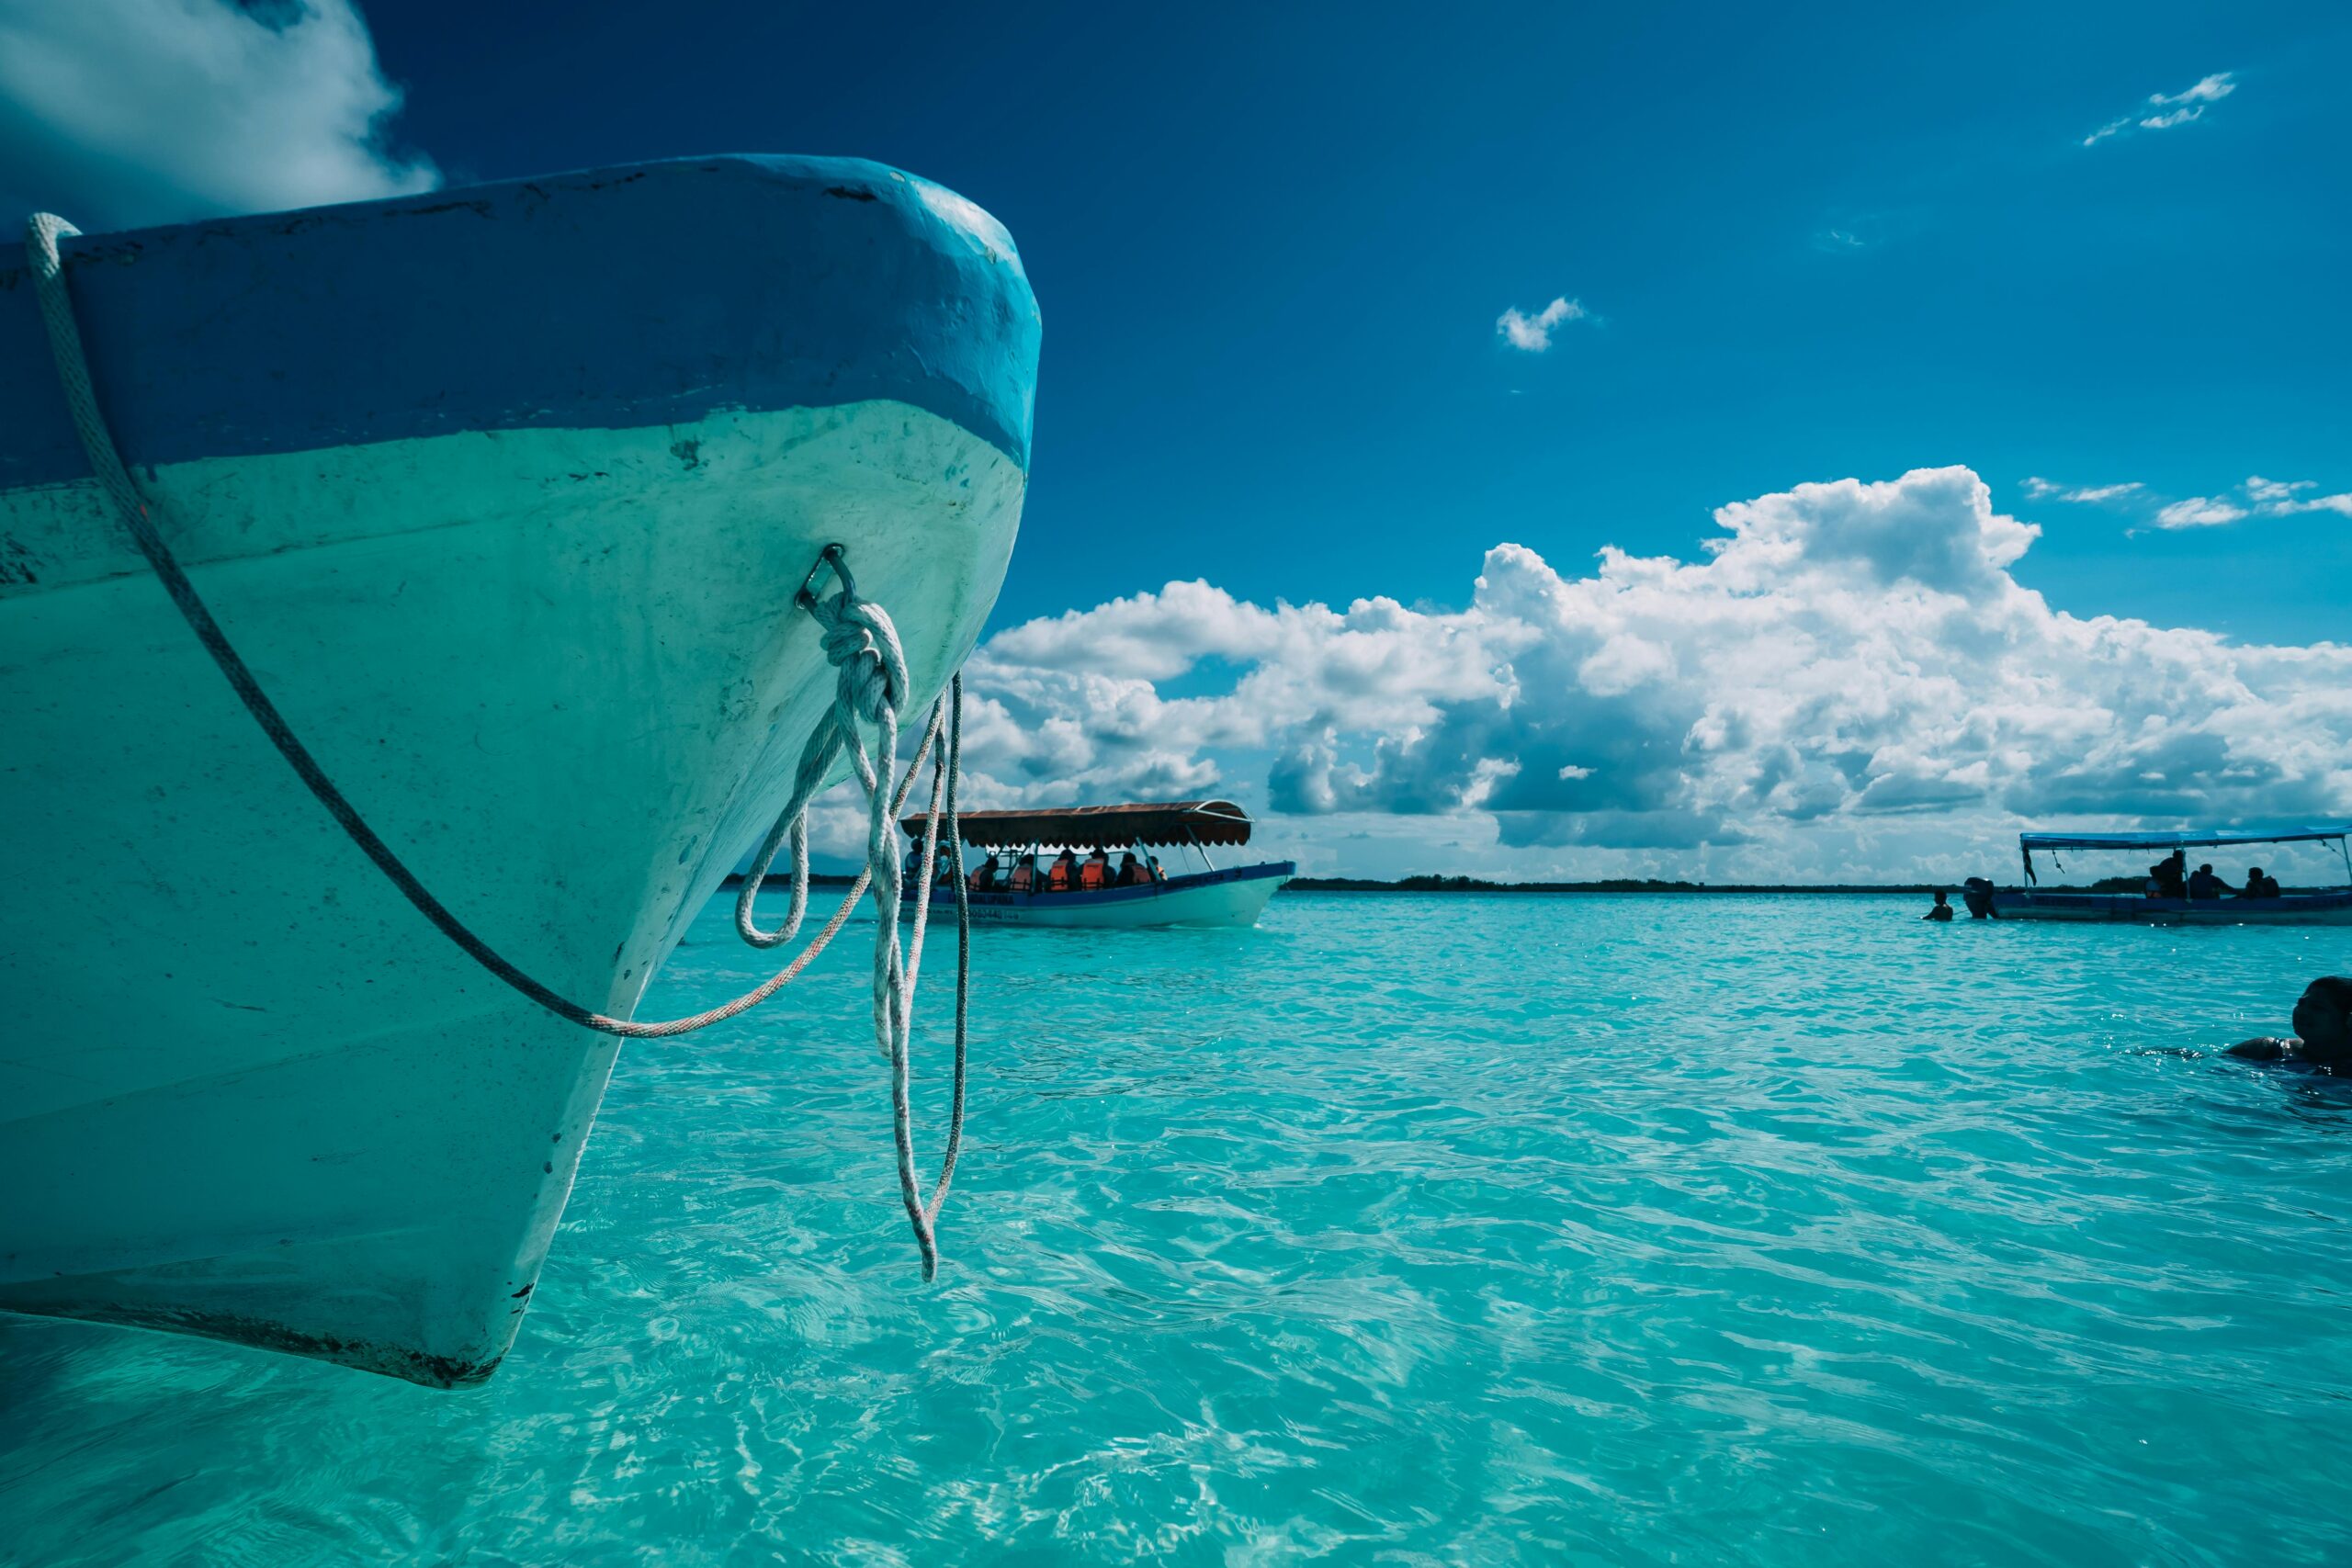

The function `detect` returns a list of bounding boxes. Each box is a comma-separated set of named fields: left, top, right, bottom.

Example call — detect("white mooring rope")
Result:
left=23, top=211, right=973, bottom=1280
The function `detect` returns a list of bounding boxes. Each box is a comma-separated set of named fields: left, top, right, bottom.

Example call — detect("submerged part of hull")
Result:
left=0, top=400, right=1023, bottom=1382
left=904, top=863, right=1295, bottom=929
left=1987, top=890, right=2352, bottom=925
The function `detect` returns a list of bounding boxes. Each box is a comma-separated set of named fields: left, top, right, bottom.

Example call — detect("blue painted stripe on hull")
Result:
left=0, top=155, right=1039, bottom=489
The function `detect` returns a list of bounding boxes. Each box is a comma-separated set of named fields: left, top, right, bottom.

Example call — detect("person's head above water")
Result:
left=1932, top=890, right=1949, bottom=904
left=2291, top=977, right=2352, bottom=1058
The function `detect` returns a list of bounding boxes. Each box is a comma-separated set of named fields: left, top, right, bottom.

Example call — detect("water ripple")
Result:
left=4, top=892, right=2349, bottom=1564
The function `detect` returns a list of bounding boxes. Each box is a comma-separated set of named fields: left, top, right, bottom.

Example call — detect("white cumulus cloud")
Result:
left=2135, top=476, right=2352, bottom=533
left=950, top=468, right=2352, bottom=881
left=2022, top=477, right=2143, bottom=504
left=2083, top=71, right=2237, bottom=147
left=2151, top=496, right=2250, bottom=529
left=2152, top=73, right=2238, bottom=107
left=1496, top=296, right=1588, bottom=352
left=0, top=0, right=437, bottom=231
left=2245, top=475, right=2352, bottom=518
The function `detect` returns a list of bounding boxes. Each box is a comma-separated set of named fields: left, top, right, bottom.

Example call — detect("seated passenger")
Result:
left=2240, top=866, right=2279, bottom=898
left=2227, top=976, right=2352, bottom=1071
left=1045, top=848, right=1078, bottom=892
left=2187, top=863, right=2231, bottom=899
left=1117, top=852, right=1150, bottom=886
left=2150, top=852, right=2188, bottom=897
left=968, top=857, right=998, bottom=893
left=1078, top=848, right=1110, bottom=891
left=1009, top=853, right=1037, bottom=894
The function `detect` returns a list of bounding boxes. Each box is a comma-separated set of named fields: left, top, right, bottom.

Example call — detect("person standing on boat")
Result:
left=2228, top=978, right=2352, bottom=1071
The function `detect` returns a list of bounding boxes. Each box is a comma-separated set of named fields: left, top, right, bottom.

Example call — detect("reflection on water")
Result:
left=5, top=893, right=2349, bottom=1564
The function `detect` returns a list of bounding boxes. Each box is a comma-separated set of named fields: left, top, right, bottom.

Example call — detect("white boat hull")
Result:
left=0, top=403, right=1021, bottom=1382
left=1986, top=890, right=2352, bottom=925
left=0, top=155, right=1040, bottom=1383
left=906, top=863, right=1294, bottom=929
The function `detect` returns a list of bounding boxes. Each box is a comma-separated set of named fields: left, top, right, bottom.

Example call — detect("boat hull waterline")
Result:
left=0, top=156, right=1040, bottom=1384
left=907, top=863, right=1296, bottom=929
left=1986, top=890, right=2352, bottom=926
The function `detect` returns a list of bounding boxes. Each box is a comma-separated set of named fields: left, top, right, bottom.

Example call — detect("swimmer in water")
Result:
left=2227, top=976, right=2352, bottom=1071
left=1922, top=890, right=1953, bottom=921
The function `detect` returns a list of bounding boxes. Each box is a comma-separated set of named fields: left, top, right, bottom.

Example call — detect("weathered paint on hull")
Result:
left=906, top=863, right=1295, bottom=929
left=1987, top=891, right=2352, bottom=925
left=0, top=156, right=1039, bottom=1383
left=0, top=403, right=1023, bottom=1382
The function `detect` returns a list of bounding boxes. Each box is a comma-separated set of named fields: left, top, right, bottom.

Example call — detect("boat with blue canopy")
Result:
left=1989, top=824, right=2352, bottom=924
left=902, top=799, right=1295, bottom=928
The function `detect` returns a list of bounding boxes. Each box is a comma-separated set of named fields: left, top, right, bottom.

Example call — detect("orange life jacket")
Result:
left=1046, top=859, right=1075, bottom=891
left=1079, top=859, right=1107, bottom=890
left=1010, top=863, right=1035, bottom=893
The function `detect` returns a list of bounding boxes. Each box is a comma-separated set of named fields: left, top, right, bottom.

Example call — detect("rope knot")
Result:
left=807, top=589, right=910, bottom=726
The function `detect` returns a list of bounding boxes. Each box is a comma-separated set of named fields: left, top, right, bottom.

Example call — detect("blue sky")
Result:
left=4, top=0, right=2346, bottom=878
left=342, top=0, right=2352, bottom=642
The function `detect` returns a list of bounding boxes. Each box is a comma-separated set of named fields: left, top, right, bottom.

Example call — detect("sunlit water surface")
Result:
left=6, top=893, right=2350, bottom=1565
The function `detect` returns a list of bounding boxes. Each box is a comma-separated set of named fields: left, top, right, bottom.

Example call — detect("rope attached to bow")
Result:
left=23, top=212, right=975, bottom=1276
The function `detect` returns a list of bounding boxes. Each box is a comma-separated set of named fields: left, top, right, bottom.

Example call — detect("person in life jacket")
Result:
left=1116, top=851, right=1152, bottom=886
left=1078, top=848, right=1110, bottom=890
left=968, top=855, right=999, bottom=893
left=1045, top=848, right=1078, bottom=892
left=1009, top=853, right=1038, bottom=894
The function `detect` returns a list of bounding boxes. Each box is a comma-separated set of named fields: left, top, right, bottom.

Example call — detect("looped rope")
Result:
left=24, top=212, right=975, bottom=1278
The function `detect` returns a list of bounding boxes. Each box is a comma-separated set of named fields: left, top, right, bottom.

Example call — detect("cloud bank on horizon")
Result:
left=0, top=0, right=436, bottom=231
left=922, top=468, right=2352, bottom=883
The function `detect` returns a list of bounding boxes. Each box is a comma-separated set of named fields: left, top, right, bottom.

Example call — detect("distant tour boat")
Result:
left=0, top=155, right=1040, bottom=1383
left=1987, top=825, right=2352, bottom=924
left=901, top=800, right=1295, bottom=928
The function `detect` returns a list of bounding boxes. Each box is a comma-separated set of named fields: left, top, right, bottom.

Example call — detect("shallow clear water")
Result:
left=6, top=893, right=2351, bottom=1565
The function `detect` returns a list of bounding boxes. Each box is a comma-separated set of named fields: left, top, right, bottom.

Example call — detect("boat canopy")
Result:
left=2019, top=825, right=2349, bottom=852
left=904, top=799, right=1255, bottom=850
left=2018, top=823, right=2352, bottom=885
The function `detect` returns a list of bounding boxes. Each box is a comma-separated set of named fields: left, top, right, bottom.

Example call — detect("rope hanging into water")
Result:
left=24, top=211, right=973, bottom=1276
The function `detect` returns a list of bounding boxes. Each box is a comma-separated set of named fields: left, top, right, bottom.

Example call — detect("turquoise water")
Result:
left=6, top=892, right=2350, bottom=1565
